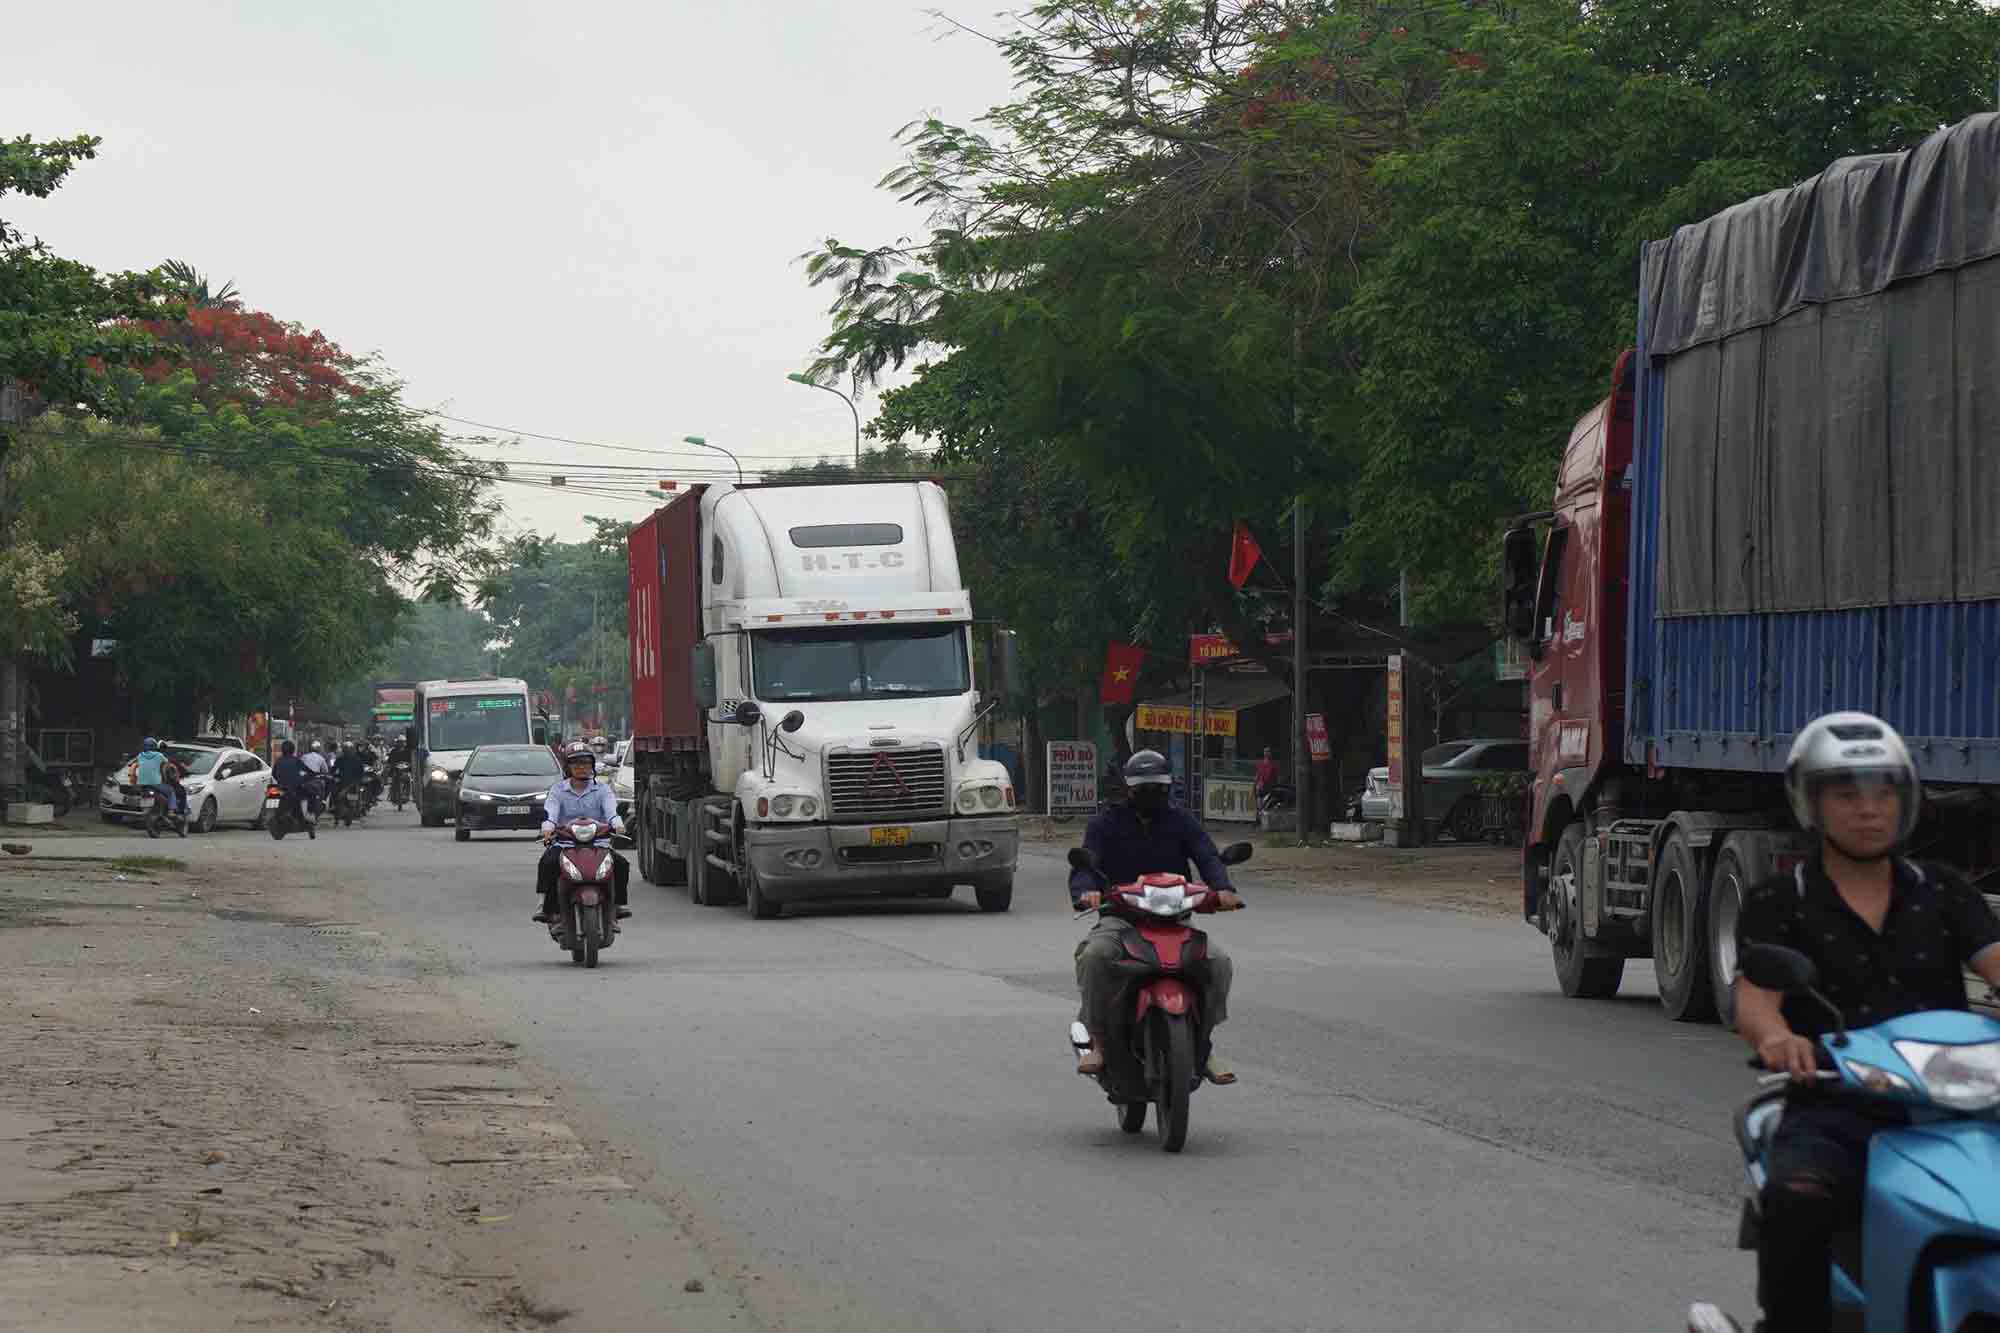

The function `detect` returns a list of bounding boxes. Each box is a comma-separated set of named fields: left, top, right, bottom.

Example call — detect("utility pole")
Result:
left=1292, top=500, right=1307, bottom=846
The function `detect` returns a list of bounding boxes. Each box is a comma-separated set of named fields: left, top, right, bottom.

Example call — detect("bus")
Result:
left=412, top=677, right=537, bottom=827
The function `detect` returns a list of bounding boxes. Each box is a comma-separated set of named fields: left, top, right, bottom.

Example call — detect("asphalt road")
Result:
left=70, top=805, right=1757, bottom=1331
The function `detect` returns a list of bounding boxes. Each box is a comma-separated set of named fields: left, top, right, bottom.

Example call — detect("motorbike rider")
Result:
left=132, top=737, right=184, bottom=826
left=1068, top=749, right=1243, bottom=1084
left=270, top=739, right=314, bottom=840
left=332, top=740, right=369, bottom=812
left=300, top=739, right=330, bottom=814
left=1709, top=711, right=2000, bottom=1333
left=532, top=741, right=632, bottom=927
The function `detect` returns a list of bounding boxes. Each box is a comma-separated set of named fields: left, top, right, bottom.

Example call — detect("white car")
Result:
left=99, top=743, right=273, bottom=834
left=612, top=755, right=636, bottom=820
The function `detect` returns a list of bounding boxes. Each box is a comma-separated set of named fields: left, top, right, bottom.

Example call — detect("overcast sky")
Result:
left=12, top=0, right=1015, bottom=540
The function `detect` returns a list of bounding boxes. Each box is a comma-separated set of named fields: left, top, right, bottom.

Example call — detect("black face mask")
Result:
left=1131, top=784, right=1169, bottom=815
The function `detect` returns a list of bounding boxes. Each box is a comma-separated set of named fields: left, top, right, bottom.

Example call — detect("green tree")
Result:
left=1339, top=0, right=2000, bottom=619
left=478, top=517, right=632, bottom=722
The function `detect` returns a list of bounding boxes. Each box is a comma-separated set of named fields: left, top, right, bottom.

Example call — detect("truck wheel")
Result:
left=974, top=876, right=1014, bottom=913
left=1653, top=829, right=1717, bottom=1023
left=1707, top=840, right=1755, bottom=1030
left=635, top=805, right=657, bottom=883
left=1548, top=824, right=1624, bottom=999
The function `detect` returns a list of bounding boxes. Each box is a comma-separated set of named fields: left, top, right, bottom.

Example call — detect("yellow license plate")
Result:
left=870, top=826, right=913, bottom=847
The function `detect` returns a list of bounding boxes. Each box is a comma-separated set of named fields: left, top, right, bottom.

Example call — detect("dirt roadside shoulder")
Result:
left=0, top=853, right=752, bottom=1332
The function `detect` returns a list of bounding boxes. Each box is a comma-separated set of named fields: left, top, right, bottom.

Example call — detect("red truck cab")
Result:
left=1507, top=351, right=1634, bottom=928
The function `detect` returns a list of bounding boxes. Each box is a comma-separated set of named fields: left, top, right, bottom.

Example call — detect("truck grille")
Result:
left=825, top=746, right=947, bottom=821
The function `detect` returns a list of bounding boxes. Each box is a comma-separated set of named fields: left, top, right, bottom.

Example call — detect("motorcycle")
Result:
left=1065, top=841, right=1251, bottom=1153
left=144, top=786, right=187, bottom=840
left=331, top=783, right=365, bottom=828
left=264, top=783, right=315, bottom=840
left=1688, top=942, right=2000, bottom=1333
left=544, top=817, right=623, bottom=969
left=389, top=762, right=412, bottom=812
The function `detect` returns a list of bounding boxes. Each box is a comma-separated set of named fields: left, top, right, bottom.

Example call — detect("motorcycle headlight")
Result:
left=1838, top=1060, right=1914, bottom=1096
left=429, top=768, right=449, bottom=783
left=1139, top=883, right=1188, bottom=916
left=1893, top=1040, right=2000, bottom=1111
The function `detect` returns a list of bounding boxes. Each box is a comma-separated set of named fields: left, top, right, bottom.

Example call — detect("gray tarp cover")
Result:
left=1648, top=114, right=2000, bottom=613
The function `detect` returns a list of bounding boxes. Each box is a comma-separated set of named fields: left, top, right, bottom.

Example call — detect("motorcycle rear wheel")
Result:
left=1154, top=1014, right=1194, bottom=1154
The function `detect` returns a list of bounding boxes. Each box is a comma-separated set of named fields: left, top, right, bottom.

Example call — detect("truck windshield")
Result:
left=425, top=695, right=530, bottom=751
left=752, top=624, right=969, bottom=702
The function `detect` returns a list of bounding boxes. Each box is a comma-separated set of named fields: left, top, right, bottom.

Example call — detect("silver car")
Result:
left=1356, top=739, right=1530, bottom=839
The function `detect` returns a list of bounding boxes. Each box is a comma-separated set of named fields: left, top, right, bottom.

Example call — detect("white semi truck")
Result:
left=625, top=480, right=1020, bottom=918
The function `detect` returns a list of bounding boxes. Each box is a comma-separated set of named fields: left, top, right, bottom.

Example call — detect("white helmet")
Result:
left=310, top=740, right=323, bottom=753
left=1784, top=711, right=1920, bottom=845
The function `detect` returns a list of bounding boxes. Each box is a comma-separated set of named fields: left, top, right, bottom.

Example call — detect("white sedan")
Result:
left=99, top=743, right=274, bottom=833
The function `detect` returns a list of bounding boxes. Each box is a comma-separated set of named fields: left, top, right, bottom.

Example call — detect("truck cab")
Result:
left=629, top=481, right=1020, bottom=918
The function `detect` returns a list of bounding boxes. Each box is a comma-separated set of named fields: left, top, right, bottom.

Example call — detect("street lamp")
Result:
left=681, top=435, right=743, bottom=485
left=786, top=372, right=861, bottom=468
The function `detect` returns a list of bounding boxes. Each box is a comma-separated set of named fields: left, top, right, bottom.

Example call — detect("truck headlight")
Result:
left=772, top=794, right=795, bottom=817
left=799, top=797, right=817, bottom=818
left=956, top=788, right=981, bottom=814
left=979, top=786, right=1003, bottom=811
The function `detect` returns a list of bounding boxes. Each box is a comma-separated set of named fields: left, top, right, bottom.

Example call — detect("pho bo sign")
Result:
left=1046, top=741, right=1098, bottom=816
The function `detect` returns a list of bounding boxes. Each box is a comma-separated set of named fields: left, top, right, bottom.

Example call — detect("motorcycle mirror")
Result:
left=732, top=700, right=763, bottom=727
left=780, top=709, right=806, bottom=734
left=1740, top=943, right=1819, bottom=994
left=1066, top=848, right=1094, bottom=871
left=1218, top=841, right=1254, bottom=866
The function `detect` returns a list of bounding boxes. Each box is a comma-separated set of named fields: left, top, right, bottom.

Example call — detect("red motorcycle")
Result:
left=546, top=817, right=621, bottom=968
left=1066, top=842, right=1251, bottom=1152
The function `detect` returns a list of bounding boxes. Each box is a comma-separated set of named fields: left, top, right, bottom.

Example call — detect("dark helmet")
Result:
left=560, top=740, right=595, bottom=771
left=142, top=736, right=160, bottom=752
left=1123, top=749, right=1173, bottom=787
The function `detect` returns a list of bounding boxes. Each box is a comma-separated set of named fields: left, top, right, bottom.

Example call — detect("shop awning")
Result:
left=1133, top=676, right=1291, bottom=737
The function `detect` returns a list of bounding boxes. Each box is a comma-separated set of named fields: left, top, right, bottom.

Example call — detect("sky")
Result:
left=10, top=0, right=1017, bottom=540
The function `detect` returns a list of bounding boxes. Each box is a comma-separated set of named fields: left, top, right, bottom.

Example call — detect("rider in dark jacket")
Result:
left=1068, top=750, right=1243, bottom=1083
left=270, top=740, right=314, bottom=839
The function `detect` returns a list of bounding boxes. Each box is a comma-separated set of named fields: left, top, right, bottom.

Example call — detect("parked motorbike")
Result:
left=1065, top=841, right=1251, bottom=1153
left=1687, top=942, right=2000, bottom=1333
left=389, top=763, right=412, bottom=812
left=144, top=786, right=187, bottom=840
left=544, top=817, right=622, bottom=968
left=264, top=783, right=315, bottom=840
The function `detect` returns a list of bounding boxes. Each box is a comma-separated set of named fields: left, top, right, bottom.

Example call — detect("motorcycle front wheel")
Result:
left=1153, top=1013, right=1194, bottom=1154
left=1118, top=1101, right=1147, bottom=1134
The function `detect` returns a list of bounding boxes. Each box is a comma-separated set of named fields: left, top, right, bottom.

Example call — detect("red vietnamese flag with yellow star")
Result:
left=1099, top=641, right=1146, bottom=705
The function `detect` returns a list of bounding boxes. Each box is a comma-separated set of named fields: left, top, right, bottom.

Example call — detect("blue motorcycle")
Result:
left=1692, top=943, right=2000, bottom=1333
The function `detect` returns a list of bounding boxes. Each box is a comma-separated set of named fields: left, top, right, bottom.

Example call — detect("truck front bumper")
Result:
left=743, top=816, right=1020, bottom=903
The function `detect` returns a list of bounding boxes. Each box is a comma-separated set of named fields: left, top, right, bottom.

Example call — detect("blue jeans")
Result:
left=147, top=784, right=183, bottom=816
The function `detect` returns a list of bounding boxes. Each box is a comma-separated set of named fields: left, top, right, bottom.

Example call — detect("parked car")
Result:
left=100, top=743, right=272, bottom=833
left=453, top=743, right=561, bottom=842
left=611, top=754, right=636, bottom=822
left=1356, top=739, right=1530, bottom=840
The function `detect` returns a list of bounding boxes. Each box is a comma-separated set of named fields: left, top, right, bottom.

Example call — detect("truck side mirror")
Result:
left=732, top=700, right=762, bottom=727
left=1501, top=527, right=1538, bottom=642
left=780, top=709, right=806, bottom=733
left=692, top=641, right=718, bottom=710
left=993, top=629, right=1021, bottom=699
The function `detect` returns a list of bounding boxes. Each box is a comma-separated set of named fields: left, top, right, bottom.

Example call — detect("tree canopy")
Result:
left=801, top=0, right=2000, bottom=690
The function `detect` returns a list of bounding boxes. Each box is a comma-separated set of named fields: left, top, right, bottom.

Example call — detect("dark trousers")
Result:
left=1073, top=917, right=1233, bottom=1034
left=537, top=845, right=629, bottom=910
left=1758, top=1100, right=1895, bottom=1332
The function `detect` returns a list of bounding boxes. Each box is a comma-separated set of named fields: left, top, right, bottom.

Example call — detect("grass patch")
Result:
left=109, top=855, right=186, bottom=874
